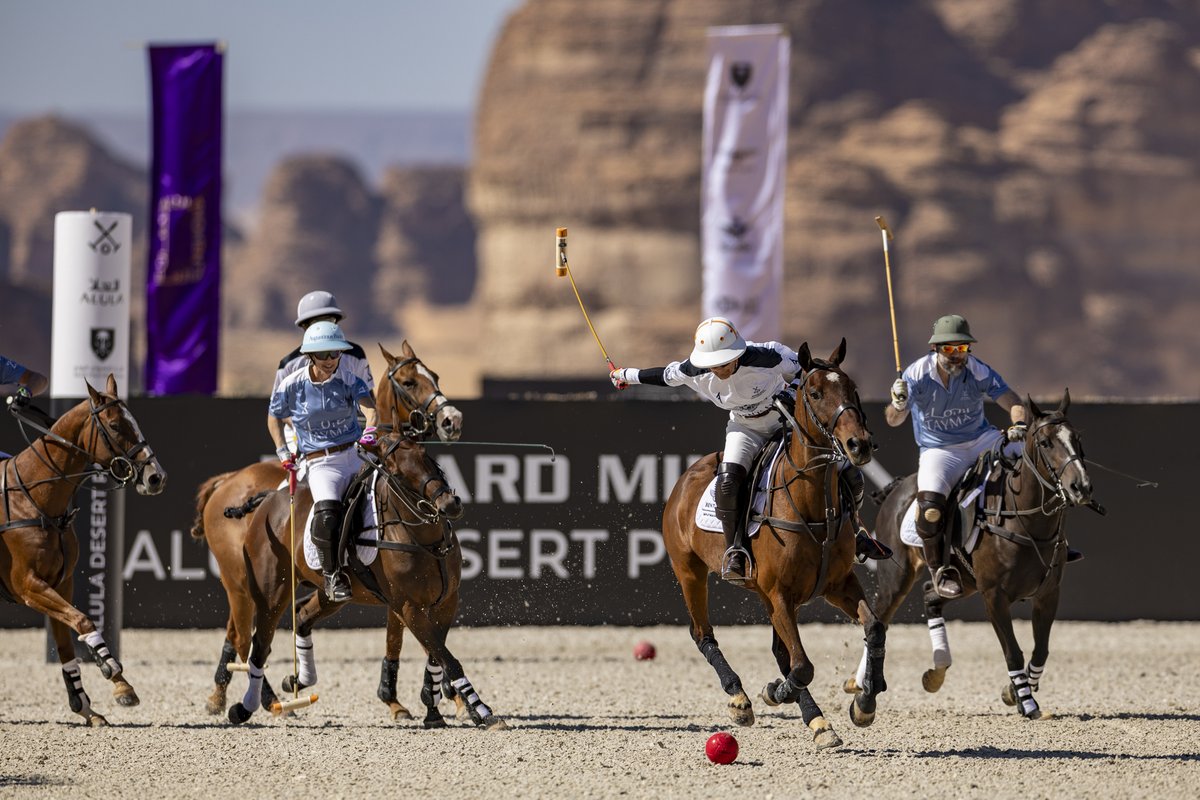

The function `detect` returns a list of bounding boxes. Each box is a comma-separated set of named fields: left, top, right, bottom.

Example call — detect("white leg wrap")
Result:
left=452, top=676, right=492, bottom=719
left=928, top=617, right=951, bottom=668
left=242, top=663, right=264, bottom=712
left=855, top=646, right=868, bottom=687
left=426, top=660, right=444, bottom=702
left=61, top=658, right=93, bottom=716
left=1008, top=668, right=1038, bottom=716
left=296, top=634, right=317, bottom=687
left=1027, top=661, right=1045, bottom=692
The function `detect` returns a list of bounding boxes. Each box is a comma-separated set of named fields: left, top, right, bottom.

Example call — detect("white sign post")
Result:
left=47, top=210, right=131, bottom=663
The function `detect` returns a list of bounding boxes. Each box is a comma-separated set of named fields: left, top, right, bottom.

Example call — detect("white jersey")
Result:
left=660, top=341, right=801, bottom=419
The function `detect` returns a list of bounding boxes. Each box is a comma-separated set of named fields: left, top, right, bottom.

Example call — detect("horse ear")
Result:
left=106, top=373, right=118, bottom=398
left=829, top=337, right=847, bottom=366
left=1026, top=394, right=1043, bottom=418
left=797, top=342, right=812, bottom=371
left=402, top=339, right=415, bottom=358
left=379, top=343, right=395, bottom=363
left=1058, top=388, right=1071, bottom=415
left=85, top=379, right=100, bottom=405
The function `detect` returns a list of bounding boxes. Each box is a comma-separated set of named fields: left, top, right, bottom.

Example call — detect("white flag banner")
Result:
left=701, top=25, right=789, bottom=342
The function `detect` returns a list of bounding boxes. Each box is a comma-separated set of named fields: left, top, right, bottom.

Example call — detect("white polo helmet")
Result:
left=295, top=290, right=344, bottom=328
left=300, top=320, right=352, bottom=354
left=689, top=316, right=747, bottom=368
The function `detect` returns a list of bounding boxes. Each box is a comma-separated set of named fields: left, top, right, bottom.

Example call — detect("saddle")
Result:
left=940, top=445, right=1009, bottom=578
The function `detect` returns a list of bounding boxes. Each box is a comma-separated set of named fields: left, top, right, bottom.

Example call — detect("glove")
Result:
left=10, top=385, right=31, bottom=409
left=890, top=378, right=909, bottom=410
left=358, top=426, right=378, bottom=447
left=276, top=444, right=294, bottom=467
left=610, top=368, right=631, bottom=390
left=1006, top=422, right=1028, bottom=442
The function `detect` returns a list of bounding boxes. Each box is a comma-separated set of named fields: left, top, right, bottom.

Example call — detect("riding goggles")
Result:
left=310, top=351, right=342, bottom=361
left=937, top=344, right=971, bottom=354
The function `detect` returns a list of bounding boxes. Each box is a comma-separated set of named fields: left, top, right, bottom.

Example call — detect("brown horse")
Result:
left=227, top=432, right=505, bottom=729
left=662, top=340, right=887, bottom=750
left=190, top=341, right=463, bottom=716
left=855, top=390, right=1092, bottom=720
left=0, top=375, right=166, bottom=725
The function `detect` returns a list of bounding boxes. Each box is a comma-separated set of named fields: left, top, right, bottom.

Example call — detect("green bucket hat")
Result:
left=928, top=314, right=977, bottom=345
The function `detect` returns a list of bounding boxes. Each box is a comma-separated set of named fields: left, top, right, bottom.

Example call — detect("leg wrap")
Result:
left=61, top=658, right=93, bottom=716
left=377, top=658, right=399, bottom=703
left=862, top=621, right=887, bottom=695
left=214, top=639, right=237, bottom=688
left=794, top=687, right=823, bottom=726
left=295, top=633, right=316, bottom=687
left=451, top=675, right=493, bottom=722
left=1026, top=661, right=1045, bottom=693
left=80, top=630, right=121, bottom=680
left=242, top=662, right=264, bottom=712
left=697, top=634, right=743, bottom=696
left=421, top=660, right=445, bottom=708
left=1008, top=668, right=1039, bottom=717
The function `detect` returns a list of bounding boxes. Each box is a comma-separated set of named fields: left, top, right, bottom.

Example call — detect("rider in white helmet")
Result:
left=611, top=316, right=891, bottom=584
left=269, top=320, right=378, bottom=603
left=268, top=291, right=375, bottom=456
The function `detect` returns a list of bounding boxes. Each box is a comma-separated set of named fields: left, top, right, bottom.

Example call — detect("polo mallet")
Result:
left=554, top=227, right=617, bottom=374
left=875, top=216, right=902, bottom=376
left=271, top=463, right=318, bottom=715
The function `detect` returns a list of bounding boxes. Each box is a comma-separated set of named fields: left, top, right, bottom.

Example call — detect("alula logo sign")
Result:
left=82, top=277, right=123, bottom=306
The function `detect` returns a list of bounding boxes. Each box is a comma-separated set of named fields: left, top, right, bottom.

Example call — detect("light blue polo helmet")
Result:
left=300, top=320, right=352, bottom=354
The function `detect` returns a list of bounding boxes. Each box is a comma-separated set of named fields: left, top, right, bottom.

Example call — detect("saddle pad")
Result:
left=304, top=483, right=379, bottom=570
left=694, top=445, right=784, bottom=537
left=900, top=489, right=983, bottom=553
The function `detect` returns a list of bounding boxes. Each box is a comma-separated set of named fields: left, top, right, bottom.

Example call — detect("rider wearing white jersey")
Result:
left=611, top=316, right=891, bottom=584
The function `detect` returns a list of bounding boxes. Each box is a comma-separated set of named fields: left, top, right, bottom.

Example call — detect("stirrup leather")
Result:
left=719, top=546, right=753, bottom=585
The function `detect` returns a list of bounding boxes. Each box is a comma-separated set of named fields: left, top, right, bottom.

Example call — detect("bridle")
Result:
left=1012, top=415, right=1089, bottom=514
left=381, top=356, right=452, bottom=439
left=778, top=365, right=870, bottom=473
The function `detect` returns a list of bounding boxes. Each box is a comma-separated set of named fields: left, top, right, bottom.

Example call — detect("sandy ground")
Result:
left=0, top=622, right=1197, bottom=799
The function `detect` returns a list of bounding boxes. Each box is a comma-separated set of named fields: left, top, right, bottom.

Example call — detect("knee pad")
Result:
left=915, top=491, right=946, bottom=538
left=312, top=499, right=343, bottom=545
left=714, top=463, right=747, bottom=515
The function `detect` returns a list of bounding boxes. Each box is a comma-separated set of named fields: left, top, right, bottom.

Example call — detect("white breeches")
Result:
left=722, top=413, right=784, bottom=468
left=304, top=448, right=361, bottom=504
left=917, top=428, right=1021, bottom=496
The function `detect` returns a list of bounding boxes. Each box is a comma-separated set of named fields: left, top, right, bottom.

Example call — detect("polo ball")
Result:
left=705, top=731, right=738, bottom=764
left=633, top=641, right=656, bottom=661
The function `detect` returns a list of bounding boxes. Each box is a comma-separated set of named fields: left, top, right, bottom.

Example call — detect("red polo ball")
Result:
left=633, top=641, right=656, bottom=661
left=705, top=731, right=738, bottom=764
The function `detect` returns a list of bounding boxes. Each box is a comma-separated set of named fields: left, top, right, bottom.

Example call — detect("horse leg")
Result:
left=376, top=609, right=413, bottom=721
left=405, top=606, right=507, bottom=731
left=821, top=573, right=887, bottom=730
left=676, top=555, right=753, bottom=727
left=48, top=618, right=107, bottom=727
left=205, top=618, right=238, bottom=715
left=227, top=578, right=289, bottom=725
left=281, top=591, right=339, bottom=693
left=982, top=587, right=1040, bottom=719
left=1025, top=584, right=1061, bottom=699
left=921, top=582, right=953, bottom=693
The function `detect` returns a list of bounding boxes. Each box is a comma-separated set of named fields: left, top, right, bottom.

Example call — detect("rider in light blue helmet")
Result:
left=269, top=320, right=377, bottom=603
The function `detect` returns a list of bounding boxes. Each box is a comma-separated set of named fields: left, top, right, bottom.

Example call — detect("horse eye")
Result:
left=809, top=389, right=822, bottom=400
left=1037, top=439, right=1051, bottom=448
left=402, top=379, right=417, bottom=389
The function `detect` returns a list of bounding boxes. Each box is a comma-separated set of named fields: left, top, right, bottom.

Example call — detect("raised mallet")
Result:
left=554, top=227, right=617, bottom=373
left=875, top=216, right=902, bottom=375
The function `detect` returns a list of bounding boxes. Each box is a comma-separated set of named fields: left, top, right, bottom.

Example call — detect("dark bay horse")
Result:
left=1, top=375, right=166, bottom=725
left=854, top=391, right=1092, bottom=719
left=227, top=433, right=505, bottom=729
left=662, top=340, right=887, bottom=750
left=190, top=341, right=463, bottom=716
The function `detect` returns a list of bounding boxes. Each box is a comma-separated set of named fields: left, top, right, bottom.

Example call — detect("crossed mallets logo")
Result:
left=89, top=220, right=120, bottom=255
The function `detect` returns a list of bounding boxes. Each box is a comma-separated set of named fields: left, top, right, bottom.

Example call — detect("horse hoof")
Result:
left=728, top=691, right=755, bottom=727
left=205, top=691, right=227, bottom=716
left=842, top=678, right=859, bottom=695
left=759, top=681, right=782, bottom=707
left=387, top=702, right=413, bottom=721
left=1001, top=683, right=1017, bottom=706
left=86, top=713, right=109, bottom=728
left=849, top=697, right=876, bottom=728
left=922, top=666, right=947, bottom=694
left=810, top=719, right=842, bottom=750
left=227, top=703, right=253, bottom=725
left=482, top=715, right=509, bottom=731
left=114, top=690, right=139, bottom=708
left=282, top=675, right=312, bottom=694
left=422, top=717, right=448, bottom=729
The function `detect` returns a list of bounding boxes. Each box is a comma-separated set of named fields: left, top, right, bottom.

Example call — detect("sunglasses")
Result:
left=937, top=344, right=971, bottom=354
left=310, top=351, right=342, bottom=362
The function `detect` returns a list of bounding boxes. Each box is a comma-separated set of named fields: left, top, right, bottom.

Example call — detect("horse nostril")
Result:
left=847, top=437, right=861, bottom=454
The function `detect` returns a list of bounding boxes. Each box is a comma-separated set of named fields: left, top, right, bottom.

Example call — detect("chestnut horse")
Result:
left=190, top=341, right=463, bottom=716
left=851, top=391, right=1092, bottom=720
left=662, top=340, right=887, bottom=750
left=1, top=375, right=166, bottom=725
left=227, top=433, right=505, bottom=729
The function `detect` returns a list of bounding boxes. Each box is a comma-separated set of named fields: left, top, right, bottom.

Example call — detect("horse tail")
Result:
left=223, top=492, right=271, bottom=520
left=190, top=471, right=236, bottom=542
left=869, top=476, right=904, bottom=506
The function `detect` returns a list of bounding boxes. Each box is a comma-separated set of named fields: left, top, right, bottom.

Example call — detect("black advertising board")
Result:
left=0, top=398, right=1191, bottom=627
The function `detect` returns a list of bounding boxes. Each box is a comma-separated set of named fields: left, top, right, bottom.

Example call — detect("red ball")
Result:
left=705, top=731, right=738, bottom=764
left=633, top=641, right=656, bottom=661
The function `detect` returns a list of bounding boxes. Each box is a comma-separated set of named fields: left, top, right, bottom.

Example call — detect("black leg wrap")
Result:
left=61, top=663, right=90, bottom=715
left=214, top=640, right=237, bottom=687
left=862, top=622, right=888, bottom=696
left=697, top=634, right=743, bottom=696
left=377, top=658, right=399, bottom=703
left=795, top=687, right=823, bottom=726
left=420, top=660, right=447, bottom=728
left=788, top=662, right=815, bottom=689
left=261, top=676, right=280, bottom=711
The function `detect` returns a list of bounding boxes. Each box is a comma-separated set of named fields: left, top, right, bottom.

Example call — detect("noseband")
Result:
left=384, top=357, right=451, bottom=438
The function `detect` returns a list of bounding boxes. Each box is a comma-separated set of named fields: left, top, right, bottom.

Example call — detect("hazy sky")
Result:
left=0, top=0, right=522, bottom=113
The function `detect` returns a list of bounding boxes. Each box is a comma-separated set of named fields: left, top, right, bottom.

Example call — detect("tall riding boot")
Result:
left=312, top=500, right=351, bottom=603
left=714, top=462, right=751, bottom=585
left=841, top=467, right=893, bottom=563
left=916, top=490, right=961, bottom=598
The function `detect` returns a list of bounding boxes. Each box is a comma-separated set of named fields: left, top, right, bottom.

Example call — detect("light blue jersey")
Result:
left=269, top=361, right=372, bottom=454
left=901, top=353, right=1010, bottom=449
left=0, top=355, right=27, bottom=385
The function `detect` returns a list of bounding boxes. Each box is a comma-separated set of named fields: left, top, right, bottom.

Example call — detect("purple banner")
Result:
left=145, top=44, right=222, bottom=395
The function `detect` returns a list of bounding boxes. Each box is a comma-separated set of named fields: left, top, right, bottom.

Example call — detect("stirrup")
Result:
left=933, top=565, right=962, bottom=599
left=855, top=530, right=893, bottom=563
left=324, top=571, right=351, bottom=603
left=720, top=546, right=753, bottom=586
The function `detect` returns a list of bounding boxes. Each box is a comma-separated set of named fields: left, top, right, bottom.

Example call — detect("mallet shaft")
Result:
left=554, top=227, right=617, bottom=372
left=875, top=216, right=902, bottom=375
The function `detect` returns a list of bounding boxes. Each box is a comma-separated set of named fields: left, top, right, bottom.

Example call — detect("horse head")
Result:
left=1024, top=389, right=1092, bottom=506
left=378, top=341, right=463, bottom=442
left=83, top=374, right=167, bottom=496
left=795, top=338, right=873, bottom=466
left=377, top=433, right=464, bottom=522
